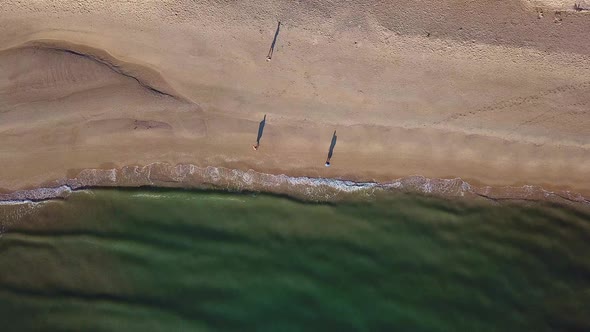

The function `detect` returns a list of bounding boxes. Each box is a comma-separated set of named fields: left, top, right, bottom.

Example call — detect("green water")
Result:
left=0, top=189, right=589, bottom=331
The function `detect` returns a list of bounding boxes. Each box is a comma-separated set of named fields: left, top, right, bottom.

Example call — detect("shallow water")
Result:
left=1, top=189, right=589, bottom=331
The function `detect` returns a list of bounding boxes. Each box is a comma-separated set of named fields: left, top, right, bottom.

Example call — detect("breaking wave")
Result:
left=0, top=163, right=588, bottom=205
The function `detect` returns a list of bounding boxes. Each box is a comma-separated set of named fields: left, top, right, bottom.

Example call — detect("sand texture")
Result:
left=0, top=0, right=589, bottom=199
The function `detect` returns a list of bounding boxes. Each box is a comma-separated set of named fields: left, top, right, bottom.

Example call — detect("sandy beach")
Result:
left=0, top=0, right=589, bottom=200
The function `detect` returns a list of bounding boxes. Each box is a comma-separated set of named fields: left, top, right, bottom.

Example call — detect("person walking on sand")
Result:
left=325, top=130, right=337, bottom=167
left=253, top=114, right=266, bottom=150
left=266, top=21, right=281, bottom=61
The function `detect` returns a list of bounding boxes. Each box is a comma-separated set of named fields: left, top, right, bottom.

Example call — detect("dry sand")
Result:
left=0, top=0, right=589, bottom=199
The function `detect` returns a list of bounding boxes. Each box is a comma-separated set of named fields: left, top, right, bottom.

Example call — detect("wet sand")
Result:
left=1, top=0, right=589, bottom=200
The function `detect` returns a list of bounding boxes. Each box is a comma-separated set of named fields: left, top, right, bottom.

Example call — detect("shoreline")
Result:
left=1, top=163, right=588, bottom=207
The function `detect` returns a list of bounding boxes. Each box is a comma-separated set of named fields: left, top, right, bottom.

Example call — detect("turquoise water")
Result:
left=1, top=189, right=589, bottom=331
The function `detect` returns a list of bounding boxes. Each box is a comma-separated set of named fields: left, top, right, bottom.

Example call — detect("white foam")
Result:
left=0, top=185, right=73, bottom=202
left=0, top=200, right=41, bottom=206
left=0, top=163, right=587, bottom=205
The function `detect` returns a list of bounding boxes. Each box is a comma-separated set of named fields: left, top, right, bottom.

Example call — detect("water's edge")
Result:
left=0, top=163, right=588, bottom=206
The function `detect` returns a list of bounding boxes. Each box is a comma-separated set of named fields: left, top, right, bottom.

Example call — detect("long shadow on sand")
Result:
left=254, top=115, right=266, bottom=150
left=266, top=21, right=281, bottom=60
left=325, top=130, right=337, bottom=166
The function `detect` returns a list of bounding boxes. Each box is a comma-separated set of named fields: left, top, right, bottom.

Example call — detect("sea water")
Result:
left=0, top=189, right=589, bottom=331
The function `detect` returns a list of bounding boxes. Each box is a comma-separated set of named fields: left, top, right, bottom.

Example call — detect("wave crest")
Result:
left=0, top=163, right=588, bottom=205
